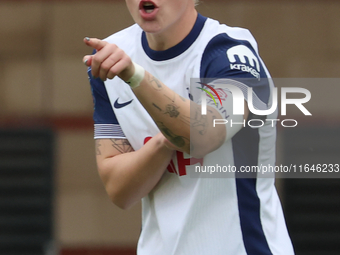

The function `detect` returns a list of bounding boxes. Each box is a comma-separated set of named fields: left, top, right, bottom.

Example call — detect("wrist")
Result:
left=124, top=62, right=145, bottom=89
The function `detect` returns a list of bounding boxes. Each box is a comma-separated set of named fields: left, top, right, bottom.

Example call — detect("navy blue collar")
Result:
left=141, top=13, right=207, bottom=61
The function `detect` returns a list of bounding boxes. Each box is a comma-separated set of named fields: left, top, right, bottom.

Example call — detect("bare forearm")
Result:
left=96, top=135, right=173, bottom=209
left=132, top=71, right=225, bottom=157
left=132, top=72, right=191, bottom=151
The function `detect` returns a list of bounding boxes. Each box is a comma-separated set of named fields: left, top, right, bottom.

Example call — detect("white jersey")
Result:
left=88, top=14, right=294, bottom=255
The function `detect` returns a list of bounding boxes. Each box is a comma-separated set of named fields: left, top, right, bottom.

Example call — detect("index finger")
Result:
left=84, top=37, right=108, bottom=51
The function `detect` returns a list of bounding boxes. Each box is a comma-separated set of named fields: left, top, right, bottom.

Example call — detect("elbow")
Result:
left=108, top=191, right=137, bottom=210
left=98, top=165, right=138, bottom=210
left=190, top=149, right=213, bottom=159
left=190, top=134, right=225, bottom=159
left=190, top=151, right=206, bottom=159
left=189, top=146, right=206, bottom=159
left=103, top=178, right=138, bottom=210
left=114, top=202, right=131, bottom=210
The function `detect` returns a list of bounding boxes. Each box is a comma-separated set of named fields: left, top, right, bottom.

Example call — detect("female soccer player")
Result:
left=83, top=0, right=295, bottom=254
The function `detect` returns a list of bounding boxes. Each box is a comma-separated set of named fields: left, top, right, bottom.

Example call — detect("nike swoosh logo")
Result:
left=114, top=98, right=134, bottom=109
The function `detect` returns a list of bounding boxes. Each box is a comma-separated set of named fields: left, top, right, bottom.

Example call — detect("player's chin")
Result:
left=138, top=21, right=162, bottom=34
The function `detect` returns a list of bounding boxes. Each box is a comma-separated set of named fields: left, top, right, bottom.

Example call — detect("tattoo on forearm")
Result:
left=152, top=103, right=163, bottom=112
left=179, top=115, right=191, bottom=128
left=164, top=104, right=180, bottom=118
left=149, top=76, right=163, bottom=90
left=164, top=92, right=176, bottom=103
left=110, top=138, right=133, bottom=153
left=95, top=140, right=102, bottom=155
left=157, top=122, right=189, bottom=148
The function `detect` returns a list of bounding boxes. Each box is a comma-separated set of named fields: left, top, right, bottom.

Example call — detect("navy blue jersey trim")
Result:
left=88, top=67, right=120, bottom=126
left=141, top=14, right=207, bottom=61
left=232, top=127, right=272, bottom=255
left=200, top=33, right=270, bottom=105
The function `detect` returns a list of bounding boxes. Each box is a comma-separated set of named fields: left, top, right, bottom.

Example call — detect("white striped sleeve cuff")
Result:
left=94, top=124, right=126, bottom=139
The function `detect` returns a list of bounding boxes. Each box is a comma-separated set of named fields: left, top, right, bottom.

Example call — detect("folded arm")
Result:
left=95, top=133, right=174, bottom=210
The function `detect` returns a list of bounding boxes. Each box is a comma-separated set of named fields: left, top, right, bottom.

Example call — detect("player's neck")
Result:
left=145, top=9, right=198, bottom=51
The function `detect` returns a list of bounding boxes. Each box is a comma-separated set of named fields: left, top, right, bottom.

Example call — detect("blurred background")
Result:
left=0, top=0, right=339, bottom=255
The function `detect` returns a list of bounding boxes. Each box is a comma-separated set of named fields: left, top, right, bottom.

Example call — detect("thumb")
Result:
left=83, top=55, right=92, bottom=66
